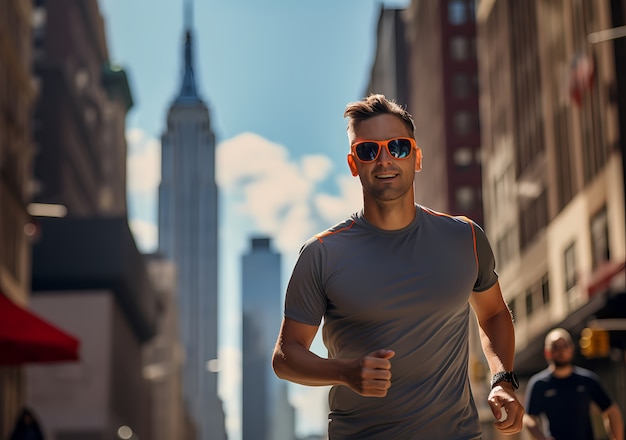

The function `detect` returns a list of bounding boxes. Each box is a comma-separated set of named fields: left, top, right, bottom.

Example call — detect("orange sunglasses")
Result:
left=351, top=137, right=417, bottom=163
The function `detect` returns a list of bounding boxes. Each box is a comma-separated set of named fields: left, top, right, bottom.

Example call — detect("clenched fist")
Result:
left=342, top=349, right=395, bottom=397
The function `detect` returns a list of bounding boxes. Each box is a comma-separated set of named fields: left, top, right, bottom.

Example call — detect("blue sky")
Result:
left=98, top=0, right=410, bottom=438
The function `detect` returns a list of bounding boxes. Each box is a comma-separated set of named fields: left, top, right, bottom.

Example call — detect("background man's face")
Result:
left=546, top=337, right=574, bottom=367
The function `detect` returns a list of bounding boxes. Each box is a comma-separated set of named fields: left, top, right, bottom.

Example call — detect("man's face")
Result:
left=348, top=114, right=418, bottom=203
left=545, top=336, right=574, bottom=367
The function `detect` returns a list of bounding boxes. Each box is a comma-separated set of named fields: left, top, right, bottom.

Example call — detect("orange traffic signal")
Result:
left=579, top=327, right=610, bottom=359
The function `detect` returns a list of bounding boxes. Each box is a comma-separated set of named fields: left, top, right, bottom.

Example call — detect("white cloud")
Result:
left=126, top=128, right=161, bottom=194
left=126, top=127, right=161, bottom=253
left=218, top=345, right=241, bottom=440
left=301, top=155, right=334, bottom=183
left=217, top=132, right=361, bottom=257
left=128, top=218, right=158, bottom=253
left=272, top=201, right=315, bottom=254
left=314, top=174, right=362, bottom=226
left=216, top=132, right=288, bottom=190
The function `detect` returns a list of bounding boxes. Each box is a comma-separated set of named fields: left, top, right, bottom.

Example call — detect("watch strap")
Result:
left=490, top=371, right=519, bottom=389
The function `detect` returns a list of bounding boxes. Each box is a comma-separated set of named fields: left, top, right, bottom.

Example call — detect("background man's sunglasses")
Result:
left=351, top=137, right=416, bottom=163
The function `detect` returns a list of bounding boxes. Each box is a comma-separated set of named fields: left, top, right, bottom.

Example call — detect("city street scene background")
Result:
left=1, top=0, right=625, bottom=440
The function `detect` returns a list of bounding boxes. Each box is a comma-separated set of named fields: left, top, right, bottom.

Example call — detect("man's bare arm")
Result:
left=603, top=403, right=624, bottom=440
left=523, top=414, right=554, bottom=440
left=272, top=317, right=394, bottom=397
left=470, top=281, right=524, bottom=434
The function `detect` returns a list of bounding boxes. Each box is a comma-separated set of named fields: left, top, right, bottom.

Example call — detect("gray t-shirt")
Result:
left=284, top=204, right=498, bottom=439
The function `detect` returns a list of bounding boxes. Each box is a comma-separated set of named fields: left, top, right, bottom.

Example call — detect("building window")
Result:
left=519, top=189, right=548, bottom=250
left=554, top=102, right=574, bottom=210
left=495, top=227, right=517, bottom=269
left=525, top=288, right=533, bottom=317
left=541, top=273, right=550, bottom=305
left=455, top=186, right=475, bottom=211
left=448, top=0, right=467, bottom=25
left=453, top=111, right=474, bottom=135
left=450, top=36, right=469, bottom=60
left=525, top=274, right=551, bottom=320
left=453, top=147, right=473, bottom=167
left=581, top=84, right=606, bottom=183
left=453, top=74, right=469, bottom=98
left=590, top=207, right=609, bottom=269
left=471, top=73, right=479, bottom=95
left=74, top=69, right=89, bottom=92
left=494, top=164, right=513, bottom=212
left=564, top=241, right=577, bottom=291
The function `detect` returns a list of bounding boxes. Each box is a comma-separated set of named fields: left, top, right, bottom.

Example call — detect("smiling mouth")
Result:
left=376, top=173, right=398, bottom=179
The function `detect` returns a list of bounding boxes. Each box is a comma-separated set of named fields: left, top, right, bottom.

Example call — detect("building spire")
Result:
left=184, top=0, right=193, bottom=32
left=176, top=0, right=199, bottom=102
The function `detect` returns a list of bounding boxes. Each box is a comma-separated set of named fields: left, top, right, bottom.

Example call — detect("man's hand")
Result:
left=488, top=383, right=525, bottom=434
left=524, top=414, right=555, bottom=440
left=342, top=349, right=395, bottom=397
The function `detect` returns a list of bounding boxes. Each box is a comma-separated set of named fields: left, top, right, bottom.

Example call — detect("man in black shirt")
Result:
left=524, top=328, right=624, bottom=440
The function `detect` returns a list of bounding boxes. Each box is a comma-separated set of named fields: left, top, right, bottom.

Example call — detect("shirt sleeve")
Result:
left=283, top=236, right=328, bottom=326
left=524, top=375, right=547, bottom=416
left=472, top=221, right=499, bottom=292
left=585, top=370, right=613, bottom=411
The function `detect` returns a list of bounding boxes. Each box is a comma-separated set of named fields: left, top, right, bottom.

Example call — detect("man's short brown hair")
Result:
left=344, top=94, right=415, bottom=137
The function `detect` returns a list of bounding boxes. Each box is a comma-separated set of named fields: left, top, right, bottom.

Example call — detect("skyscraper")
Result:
left=241, top=237, right=295, bottom=440
left=158, top=2, right=226, bottom=438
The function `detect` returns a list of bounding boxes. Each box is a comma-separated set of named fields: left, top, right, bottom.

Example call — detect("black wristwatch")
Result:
left=491, top=371, right=519, bottom=390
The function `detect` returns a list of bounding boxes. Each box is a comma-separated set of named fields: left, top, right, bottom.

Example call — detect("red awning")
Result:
left=0, top=293, right=80, bottom=365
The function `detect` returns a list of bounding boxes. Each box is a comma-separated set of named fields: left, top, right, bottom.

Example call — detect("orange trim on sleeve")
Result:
left=314, top=220, right=356, bottom=243
left=459, top=216, right=478, bottom=271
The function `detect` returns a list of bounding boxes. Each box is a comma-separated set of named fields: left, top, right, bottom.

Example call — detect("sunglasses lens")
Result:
left=388, top=138, right=413, bottom=159
left=355, top=142, right=380, bottom=162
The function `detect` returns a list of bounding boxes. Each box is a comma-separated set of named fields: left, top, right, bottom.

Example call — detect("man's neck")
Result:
left=362, top=199, right=416, bottom=230
left=550, top=364, right=574, bottom=378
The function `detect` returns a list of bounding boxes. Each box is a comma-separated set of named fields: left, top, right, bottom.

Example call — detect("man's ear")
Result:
left=347, top=154, right=359, bottom=176
left=415, top=147, right=423, bottom=172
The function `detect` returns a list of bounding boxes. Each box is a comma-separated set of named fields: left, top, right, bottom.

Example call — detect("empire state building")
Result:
left=158, top=9, right=226, bottom=439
